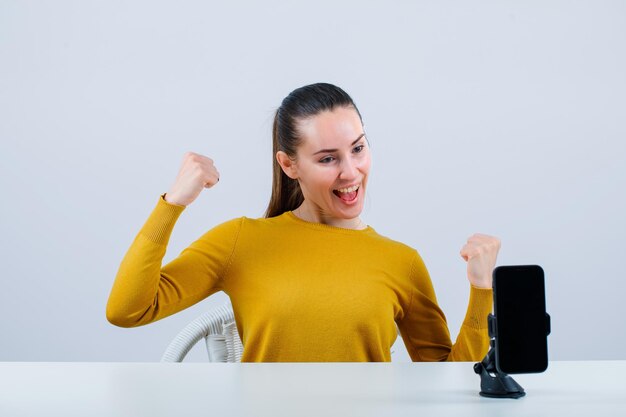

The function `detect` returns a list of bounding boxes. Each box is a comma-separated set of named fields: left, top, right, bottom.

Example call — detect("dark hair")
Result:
left=264, top=83, right=364, bottom=218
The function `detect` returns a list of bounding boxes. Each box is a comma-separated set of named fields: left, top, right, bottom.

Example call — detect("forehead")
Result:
left=297, top=107, right=363, bottom=149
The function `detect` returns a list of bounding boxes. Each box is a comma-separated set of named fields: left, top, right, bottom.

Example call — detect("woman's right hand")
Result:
left=164, top=152, right=220, bottom=207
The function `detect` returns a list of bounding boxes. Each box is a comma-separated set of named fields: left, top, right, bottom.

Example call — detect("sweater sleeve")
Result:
left=397, top=251, right=493, bottom=362
left=106, top=194, right=242, bottom=328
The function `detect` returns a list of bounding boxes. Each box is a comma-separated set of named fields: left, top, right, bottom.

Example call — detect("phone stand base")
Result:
left=474, top=341, right=525, bottom=399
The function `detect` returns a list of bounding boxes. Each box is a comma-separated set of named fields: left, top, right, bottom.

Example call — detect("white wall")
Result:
left=1, top=0, right=624, bottom=362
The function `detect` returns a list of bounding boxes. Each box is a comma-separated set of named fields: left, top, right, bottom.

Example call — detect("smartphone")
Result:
left=493, top=265, right=549, bottom=374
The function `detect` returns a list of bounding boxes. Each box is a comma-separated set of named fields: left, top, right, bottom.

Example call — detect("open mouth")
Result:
left=332, top=184, right=360, bottom=203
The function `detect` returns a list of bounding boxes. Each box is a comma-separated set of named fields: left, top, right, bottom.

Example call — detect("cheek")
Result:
left=358, top=155, right=372, bottom=174
left=300, top=167, right=336, bottom=191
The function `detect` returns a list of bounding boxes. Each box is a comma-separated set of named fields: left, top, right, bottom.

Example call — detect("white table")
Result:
left=1, top=361, right=624, bottom=417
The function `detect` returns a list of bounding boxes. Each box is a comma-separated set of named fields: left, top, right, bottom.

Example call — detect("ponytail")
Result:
left=264, top=112, right=304, bottom=218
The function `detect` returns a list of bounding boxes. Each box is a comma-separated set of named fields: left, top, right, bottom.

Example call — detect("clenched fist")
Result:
left=164, top=152, right=220, bottom=207
left=459, top=234, right=501, bottom=289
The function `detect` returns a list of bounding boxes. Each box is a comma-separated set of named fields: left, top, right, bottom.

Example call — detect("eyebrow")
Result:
left=312, top=133, right=366, bottom=155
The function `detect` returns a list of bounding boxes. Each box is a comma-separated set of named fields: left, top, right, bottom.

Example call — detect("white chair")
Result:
left=161, top=301, right=244, bottom=362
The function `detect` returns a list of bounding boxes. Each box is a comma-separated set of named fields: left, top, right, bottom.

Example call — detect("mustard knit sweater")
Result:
left=107, top=195, right=492, bottom=362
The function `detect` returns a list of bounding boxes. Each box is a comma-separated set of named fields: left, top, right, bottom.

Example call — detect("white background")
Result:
left=1, top=0, right=624, bottom=362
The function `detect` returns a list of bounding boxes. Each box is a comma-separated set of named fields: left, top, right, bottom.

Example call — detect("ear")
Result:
left=276, top=151, right=299, bottom=180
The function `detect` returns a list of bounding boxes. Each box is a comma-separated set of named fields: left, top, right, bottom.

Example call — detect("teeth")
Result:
left=336, top=185, right=360, bottom=193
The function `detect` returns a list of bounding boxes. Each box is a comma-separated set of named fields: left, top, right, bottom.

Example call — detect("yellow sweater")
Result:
left=107, top=195, right=492, bottom=362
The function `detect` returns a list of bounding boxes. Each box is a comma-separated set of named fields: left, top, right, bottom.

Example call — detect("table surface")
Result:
left=1, top=361, right=625, bottom=417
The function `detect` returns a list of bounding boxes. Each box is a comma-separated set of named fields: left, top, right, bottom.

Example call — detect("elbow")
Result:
left=106, top=301, right=136, bottom=328
left=106, top=309, right=131, bottom=328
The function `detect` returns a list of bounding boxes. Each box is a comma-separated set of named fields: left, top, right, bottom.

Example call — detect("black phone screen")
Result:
left=493, top=265, right=548, bottom=374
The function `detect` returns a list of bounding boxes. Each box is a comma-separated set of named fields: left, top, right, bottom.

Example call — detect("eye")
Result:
left=319, top=156, right=335, bottom=164
left=353, top=144, right=365, bottom=153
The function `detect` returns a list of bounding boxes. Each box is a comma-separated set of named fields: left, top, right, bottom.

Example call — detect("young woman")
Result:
left=106, top=83, right=499, bottom=362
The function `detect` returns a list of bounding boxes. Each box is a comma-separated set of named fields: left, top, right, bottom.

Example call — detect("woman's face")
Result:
left=287, top=106, right=371, bottom=220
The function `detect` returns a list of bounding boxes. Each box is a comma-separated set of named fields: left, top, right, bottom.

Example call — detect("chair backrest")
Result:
left=161, top=301, right=244, bottom=362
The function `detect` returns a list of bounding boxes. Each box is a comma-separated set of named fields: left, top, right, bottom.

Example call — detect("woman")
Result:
left=106, top=83, right=499, bottom=362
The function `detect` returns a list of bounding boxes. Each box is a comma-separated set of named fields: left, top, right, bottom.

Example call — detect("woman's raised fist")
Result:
left=164, top=152, right=220, bottom=207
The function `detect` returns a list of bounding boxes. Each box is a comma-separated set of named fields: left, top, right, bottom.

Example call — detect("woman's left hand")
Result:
left=460, top=234, right=501, bottom=289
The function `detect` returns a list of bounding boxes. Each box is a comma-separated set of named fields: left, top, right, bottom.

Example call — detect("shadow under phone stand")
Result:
left=474, top=313, right=550, bottom=399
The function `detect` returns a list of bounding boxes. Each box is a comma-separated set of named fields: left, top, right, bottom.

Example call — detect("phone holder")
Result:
left=474, top=314, right=526, bottom=399
left=473, top=313, right=550, bottom=399
left=473, top=328, right=525, bottom=399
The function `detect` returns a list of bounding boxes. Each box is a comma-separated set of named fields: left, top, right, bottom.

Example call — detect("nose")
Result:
left=339, top=157, right=359, bottom=180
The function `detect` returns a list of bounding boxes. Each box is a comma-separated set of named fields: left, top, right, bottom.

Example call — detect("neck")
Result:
left=293, top=203, right=366, bottom=230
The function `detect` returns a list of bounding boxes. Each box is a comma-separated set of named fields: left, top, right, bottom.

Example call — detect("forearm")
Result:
left=403, top=286, right=492, bottom=362
left=445, top=286, right=492, bottom=361
left=106, top=195, right=185, bottom=327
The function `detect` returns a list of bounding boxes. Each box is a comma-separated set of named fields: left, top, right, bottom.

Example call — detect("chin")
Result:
left=334, top=201, right=365, bottom=218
